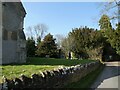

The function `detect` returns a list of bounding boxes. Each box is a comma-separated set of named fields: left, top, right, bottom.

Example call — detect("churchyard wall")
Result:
left=2, top=61, right=102, bottom=89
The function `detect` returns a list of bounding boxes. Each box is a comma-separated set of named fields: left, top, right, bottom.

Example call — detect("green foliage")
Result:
left=62, top=26, right=105, bottom=59
left=36, top=33, right=58, bottom=57
left=26, top=37, right=36, bottom=57
left=27, top=57, right=94, bottom=66
left=109, top=23, right=120, bottom=55
left=99, top=14, right=120, bottom=55
left=99, top=14, right=112, bottom=31
left=61, top=14, right=120, bottom=60
left=26, top=14, right=120, bottom=60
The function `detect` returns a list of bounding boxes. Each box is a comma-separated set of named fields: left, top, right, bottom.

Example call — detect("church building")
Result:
left=0, top=2, right=26, bottom=64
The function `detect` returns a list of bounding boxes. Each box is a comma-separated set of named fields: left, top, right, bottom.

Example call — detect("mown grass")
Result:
left=64, top=65, right=104, bottom=89
left=26, top=57, right=95, bottom=66
left=0, top=57, right=95, bottom=83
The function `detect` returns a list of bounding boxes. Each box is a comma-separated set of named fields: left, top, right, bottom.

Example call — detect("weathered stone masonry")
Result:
left=0, top=2, right=26, bottom=64
left=1, top=61, right=102, bottom=89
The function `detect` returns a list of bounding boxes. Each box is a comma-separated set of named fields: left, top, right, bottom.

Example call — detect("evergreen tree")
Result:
left=110, top=23, right=120, bottom=55
left=62, top=26, right=105, bottom=59
left=36, top=33, right=58, bottom=57
left=99, top=14, right=112, bottom=31
left=98, top=15, right=120, bottom=58
left=26, top=37, right=36, bottom=57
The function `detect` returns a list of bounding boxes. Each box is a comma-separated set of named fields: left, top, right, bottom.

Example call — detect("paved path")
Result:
left=91, top=61, right=120, bottom=89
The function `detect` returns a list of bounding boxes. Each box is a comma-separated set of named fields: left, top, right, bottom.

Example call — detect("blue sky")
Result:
left=22, top=2, right=102, bottom=37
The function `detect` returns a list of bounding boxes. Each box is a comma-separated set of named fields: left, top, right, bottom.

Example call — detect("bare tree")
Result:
left=55, top=34, right=65, bottom=48
left=34, top=24, right=48, bottom=41
left=99, top=0, right=120, bottom=20
left=92, top=1, right=120, bottom=28
left=26, top=23, right=48, bottom=43
left=26, top=26, right=34, bottom=39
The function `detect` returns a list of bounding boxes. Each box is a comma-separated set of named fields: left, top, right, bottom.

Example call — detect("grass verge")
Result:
left=64, top=65, right=104, bottom=89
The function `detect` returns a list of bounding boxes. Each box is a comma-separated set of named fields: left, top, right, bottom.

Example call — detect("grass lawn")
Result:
left=0, top=57, right=95, bottom=83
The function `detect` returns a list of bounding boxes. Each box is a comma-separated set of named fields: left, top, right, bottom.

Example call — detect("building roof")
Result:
left=14, top=2, right=26, bottom=17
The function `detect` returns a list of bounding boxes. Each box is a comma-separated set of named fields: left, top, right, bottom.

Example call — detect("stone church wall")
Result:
left=0, top=1, right=2, bottom=64
left=1, top=2, right=26, bottom=64
left=2, top=41, right=17, bottom=64
left=2, top=3, right=19, bottom=63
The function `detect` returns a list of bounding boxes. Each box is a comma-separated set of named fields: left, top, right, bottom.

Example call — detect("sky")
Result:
left=22, top=2, right=103, bottom=38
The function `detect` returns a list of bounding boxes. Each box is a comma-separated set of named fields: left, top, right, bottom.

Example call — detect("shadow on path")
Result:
left=91, top=62, right=120, bottom=89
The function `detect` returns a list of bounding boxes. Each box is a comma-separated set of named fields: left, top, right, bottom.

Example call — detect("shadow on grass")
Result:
left=1, top=57, right=95, bottom=66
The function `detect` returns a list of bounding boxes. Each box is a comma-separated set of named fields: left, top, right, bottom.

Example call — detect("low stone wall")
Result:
left=1, top=61, right=101, bottom=89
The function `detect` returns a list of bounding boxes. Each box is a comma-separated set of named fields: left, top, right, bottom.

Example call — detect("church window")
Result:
left=3, top=29, right=8, bottom=40
left=11, top=31, right=17, bottom=40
